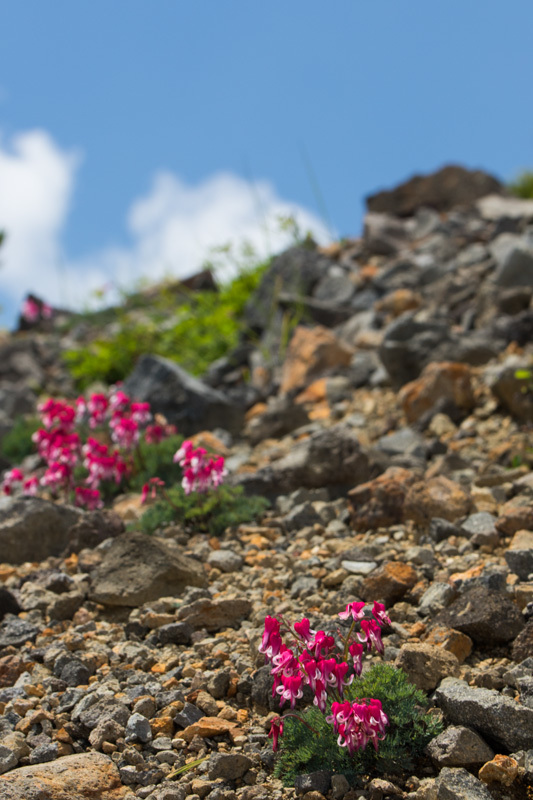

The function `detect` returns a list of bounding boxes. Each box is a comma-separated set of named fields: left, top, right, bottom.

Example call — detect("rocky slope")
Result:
left=1, top=165, right=533, bottom=799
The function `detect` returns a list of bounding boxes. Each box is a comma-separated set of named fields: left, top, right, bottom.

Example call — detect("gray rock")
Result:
left=233, top=423, right=373, bottom=498
left=505, top=530, right=533, bottom=580
left=495, top=245, right=533, bottom=287
left=207, top=549, right=244, bottom=573
left=460, top=512, right=499, bottom=548
left=0, top=496, right=80, bottom=564
left=435, top=767, right=492, bottom=799
left=156, top=622, right=193, bottom=646
left=434, top=586, right=523, bottom=645
left=378, top=314, right=454, bottom=386
left=245, top=394, right=309, bottom=445
left=88, top=718, right=125, bottom=749
left=435, top=678, right=533, bottom=751
left=429, top=518, right=461, bottom=543
left=418, top=582, right=457, bottom=616
left=0, top=744, right=18, bottom=774
left=290, top=576, right=319, bottom=598
left=89, top=532, right=207, bottom=607
left=207, top=669, right=232, bottom=700
left=207, top=752, right=252, bottom=780
left=177, top=597, right=251, bottom=631
left=478, top=194, right=533, bottom=221
left=377, top=427, right=427, bottom=461
left=28, top=742, right=58, bottom=764
left=59, top=659, right=91, bottom=687
left=173, top=702, right=205, bottom=729
left=427, top=725, right=494, bottom=768
left=125, top=712, right=152, bottom=744
left=122, top=354, right=244, bottom=436
left=75, top=697, right=130, bottom=733
left=313, top=268, right=356, bottom=304
left=488, top=357, right=533, bottom=422
left=0, top=616, right=39, bottom=648
left=294, top=769, right=331, bottom=796
left=283, top=502, right=322, bottom=532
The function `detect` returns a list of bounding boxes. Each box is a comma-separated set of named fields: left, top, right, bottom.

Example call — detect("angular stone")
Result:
left=89, top=532, right=207, bottom=607
left=497, top=497, right=533, bottom=536
left=424, top=627, right=473, bottom=663
left=207, top=752, right=252, bottom=780
left=400, top=362, right=475, bottom=424
left=207, top=549, right=243, bottom=573
left=478, top=754, right=519, bottom=787
left=512, top=620, right=533, bottom=662
left=460, top=513, right=499, bottom=548
left=505, top=530, right=533, bottom=580
left=348, top=467, right=416, bottom=531
left=0, top=616, right=39, bottom=648
left=434, top=586, right=523, bottom=645
left=435, top=766, right=492, bottom=800
left=495, top=245, right=533, bottom=287
left=0, top=752, right=127, bottom=799
left=175, top=716, right=239, bottom=742
left=427, top=726, right=494, bottom=768
left=177, top=597, right=252, bottom=631
left=360, top=561, right=418, bottom=605
left=405, top=476, right=471, bottom=525
left=435, top=679, right=533, bottom=751
left=0, top=496, right=80, bottom=564
left=395, top=643, right=460, bottom=691
left=122, top=354, right=244, bottom=436
left=280, top=325, right=353, bottom=394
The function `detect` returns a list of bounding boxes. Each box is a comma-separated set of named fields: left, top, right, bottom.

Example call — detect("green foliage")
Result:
left=274, top=664, right=443, bottom=787
left=63, top=259, right=270, bottom=390
left=0, top=415, right=40, bottom=464
left=508, top=171, right=533, bottom=199
left=138, top=483, right=269, bottom=536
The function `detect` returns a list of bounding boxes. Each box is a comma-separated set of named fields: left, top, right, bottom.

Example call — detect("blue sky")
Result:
left=0, top=0, right=532, bottom=327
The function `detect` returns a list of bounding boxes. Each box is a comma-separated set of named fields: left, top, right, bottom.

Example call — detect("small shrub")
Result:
left=138, top=483, right=269, bottom=536
left=508, top=170, right=533, bottom=200
left=274, top=663, right=443, bottom=786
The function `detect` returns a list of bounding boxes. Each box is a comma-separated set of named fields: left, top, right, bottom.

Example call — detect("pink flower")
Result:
left=372, top=601, right=391, bottom=627
left=144, top=423, right=176, bottom=444
left=357, top=619, right=384, bottom=654
left=130, top=402, right=151, bottom=425
left=41, top=303, right=53, bottom=319
left=21, top=297, right=41, bottom=322
left=348, top=642, right=364, bottom=676
left=22, top=476, right=39, bottom=496
left=109, top=390, right=130, bottom=413
left=338, top=601, right=366, bottom=622
left=309, top=630, right=335, bottom=659
left=1, top=468, right=24, bottom=495
left=87, top=393, right=109, bottom=428
left=276, top=673, right=303, bottom=709
left=40, top=462, right=72, bottom=492
left=110, top=415, right=139, bottom=450
left=75, top=487, right=103, bottom=510
left=259, top=616, right=282, bottom=660
left=141, top=477, right=165, bottom=504
left=294, top=617, right=316, bottom=646
left=268, top=717, right=284, bottom=752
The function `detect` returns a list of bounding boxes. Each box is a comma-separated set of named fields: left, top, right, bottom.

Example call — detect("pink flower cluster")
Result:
left=1, top=389, right=175, bottom=510
left=260, top=601, right=391, bottom=755
left=21, top=297, right=53, bottom=324
left=173, top=440, right=226, bottom=495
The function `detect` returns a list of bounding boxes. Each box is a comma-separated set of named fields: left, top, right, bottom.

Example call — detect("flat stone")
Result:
left=0, top=496, right=80, bottom=564
left=340, top=560, right=377, bottom=575
left=435, top=679, right=533, bottom=751
left=177, top=597, right=252, bottom=631
left=0, top=752, right=127, bottom=800
left=89, top=532, right=207, bottom=607
left=207, top=752, right=252, bottom=780
left=427, top=725, right=494, bottom=768
left=175, top=716, right=239, bottom=743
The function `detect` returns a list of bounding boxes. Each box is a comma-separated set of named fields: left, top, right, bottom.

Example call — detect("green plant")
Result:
left=137, top=483, right=269, bottom=536
left=63, top=257, right=270, bottom=390
left=274, top=663, right=443, bottom=786
left=0, top=415, right=40, bottom=464
left=508, top=170, right=533, bottom=199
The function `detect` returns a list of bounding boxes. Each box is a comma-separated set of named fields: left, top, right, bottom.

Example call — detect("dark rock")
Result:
left=512, top=621, right=533, bottom=663
left=378, top=314, right=454, bottom=386
left=489, top=359, right=533, bottom=422
left=177, top=597, right=252, bottom=631
left=156, top=622, right=193, bottom=646
left=65, top=510, right=125, bottom=555
left=59, top=659, right=91, bottom=687
left=294, top=769, right=331, bottom=796
left=207, top=752, right=252, bottom=780
left=0, top=588, right=21, bottom=620
left=122, top=354, right=244, bottom=436
left=494, top=245, right=533, bottom=287
left=434, top=587, right=523, bottom=645
left=0, top=616, right=39, bottom=648
left=89, top=532, right=207, bottom=607
left=0, top=496, right=80, bottom=564
left=429, top=518, right=461, bottom=543
left=245, top=395, right=309, bottom=445
left=435, top=679, right=533, bottom=752
left=366, top=165, right=503, bottom=217
left=173, top=702, right=205, bottom=728
left=427, top=725, right=494, bottom=768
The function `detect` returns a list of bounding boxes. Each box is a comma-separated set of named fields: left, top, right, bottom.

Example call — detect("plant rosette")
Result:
left=260, top=601, right=391, bottom=756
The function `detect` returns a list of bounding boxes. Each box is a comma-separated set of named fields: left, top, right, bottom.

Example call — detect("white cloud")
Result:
left=0, top=129, right=332, bottom=326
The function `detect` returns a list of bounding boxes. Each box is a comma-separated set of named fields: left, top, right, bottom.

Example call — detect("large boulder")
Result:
left=122, top=354, right=244, bottom=435
left=366, top=164, right=503, bottom=217
left=89, top=531, right=207, bottom=607
left=0, top=496, right=81, bottom=564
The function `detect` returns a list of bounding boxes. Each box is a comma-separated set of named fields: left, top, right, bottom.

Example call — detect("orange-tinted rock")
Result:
left=496, top=497, right=533, bottom=536
left=348, top=467, right=416, bottom=531
left=399, top=362, right=475, bottom=424
left=395, top=643, right=460, bottom=691
left=424, top=626, right=473, bottom=663
left=280, top=325, right=353, bottom=394
left=375, top=289, right=422, bottom=317
left=478, top=754, right=519, bottom=787
left=360, top=562, right=418, bottom=605
left=176, top=716, right=239, bottom=742
left=404, top=476, right=471, bottom=524
left=0, top=655, right=31, bottom=688
left=295, top=378, right=328, bottom=405
left=1, top=752, right=127, bottom=799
